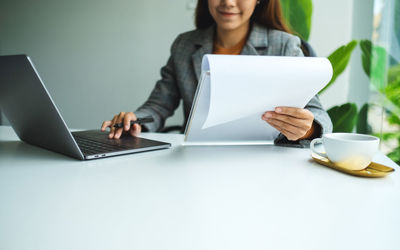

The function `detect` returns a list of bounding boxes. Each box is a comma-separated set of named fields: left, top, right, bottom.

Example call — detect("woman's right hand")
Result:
left=101, top=112, right=142, bottom=139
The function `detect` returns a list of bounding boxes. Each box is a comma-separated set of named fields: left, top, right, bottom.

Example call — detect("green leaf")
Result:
left=327, top=103, right=358, bottom=132
left=319, top=40, right=358, bottom=94
left=360, top=40, right=372, bottom=77
left=380, top=132, right=400, bottom=141
left=360, top=40, right=388, bottom=91
left=280, top=0, right=313, bottom=41
left=387, top=146, right=400, bottom=165
left=387, top=113, right=400, bottom=125
left=370, top=46, right=388, bottom=91
left=388, top=64, right=400, bottom=85
left=356, top=103, right=371, bottom=134
left=385, top=75, right=400, bottom=107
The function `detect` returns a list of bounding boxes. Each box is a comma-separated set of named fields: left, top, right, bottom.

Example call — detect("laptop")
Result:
left=0, top=55, right=171, bottom=160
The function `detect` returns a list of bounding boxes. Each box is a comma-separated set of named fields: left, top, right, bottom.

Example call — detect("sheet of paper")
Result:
left=184, top=55, right=332, bottom=145
left=202, top=55, right=333, bottom=129
left=184, top=71, right=280, bottom=144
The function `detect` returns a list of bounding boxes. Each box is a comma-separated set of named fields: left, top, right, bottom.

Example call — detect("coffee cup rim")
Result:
left=323, top=133, right=379, bottom=142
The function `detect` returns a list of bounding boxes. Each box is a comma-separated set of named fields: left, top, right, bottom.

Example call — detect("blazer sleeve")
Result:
left=134, top=36, right=182, bottom=132
left=274, top=35, right=333, bottom=148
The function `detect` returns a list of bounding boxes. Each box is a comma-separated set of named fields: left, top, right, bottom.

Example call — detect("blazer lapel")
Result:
left=241, top=23, right=269, bottom=55
left=191, top=26, right=215, bottom=81
left=241, top=43, right=259, bottom=55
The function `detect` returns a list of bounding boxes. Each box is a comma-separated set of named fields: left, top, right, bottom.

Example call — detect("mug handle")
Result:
left=310, top=138, right=328, bottom=159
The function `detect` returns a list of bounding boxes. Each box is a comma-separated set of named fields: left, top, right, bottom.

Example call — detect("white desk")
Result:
left=0, top=125, right=399, bottom=250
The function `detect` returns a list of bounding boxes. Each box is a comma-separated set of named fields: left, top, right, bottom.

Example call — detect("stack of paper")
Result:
left=184, top=55, right=333, bottom=145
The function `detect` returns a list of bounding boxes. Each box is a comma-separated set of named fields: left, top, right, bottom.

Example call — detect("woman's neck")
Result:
left=215, top=22, right=250, bottom=48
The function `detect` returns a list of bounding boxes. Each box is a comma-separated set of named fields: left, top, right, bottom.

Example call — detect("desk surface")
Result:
left=0, top=126, right=399, bottom=250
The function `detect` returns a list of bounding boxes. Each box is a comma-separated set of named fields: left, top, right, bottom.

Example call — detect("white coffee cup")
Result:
left=310, top=133, right=380, bottom=170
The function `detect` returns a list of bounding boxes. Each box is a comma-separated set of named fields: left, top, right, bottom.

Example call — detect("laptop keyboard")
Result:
left=73, top=136, right=126, bottom=155
left=71, top=130, right=169, bottom=157
left=71, top=130, right=168, bottom=157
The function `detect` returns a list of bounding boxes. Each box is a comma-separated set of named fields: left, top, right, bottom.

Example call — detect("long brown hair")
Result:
left=195, top=0, right=292, bottom=34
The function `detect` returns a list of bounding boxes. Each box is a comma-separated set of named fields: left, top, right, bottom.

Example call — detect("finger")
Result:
left=265, top=119, right=299, bottom=141
left=123, top=112, right=137, bottom=131
left=113, top=128, right=124, bottom=139
left=263, top=114, right=303, bottom=132
left=113, top=112, right=127, bottom=139
left=101, top=121, right=112, bottom=131
left=275, top=107, right=313, bottom=119
left=109, top=115, right=119, bottom=139
left=263, top=112, right=311, bottom=130
left=130, top=124, right=142, bottom=137
left=266, top=118, right=308, bottom=139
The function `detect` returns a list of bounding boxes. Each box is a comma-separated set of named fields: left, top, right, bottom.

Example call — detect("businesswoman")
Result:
left=101, top=0, right=332, bottom=146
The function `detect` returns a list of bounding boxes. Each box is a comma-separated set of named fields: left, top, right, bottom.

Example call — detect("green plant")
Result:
left=359, top=40, right=400, bottom=164
left=281, top=1, right=362, bottom=133
left=320, top=41, right=365, bottom=133
left=281, top=0, right=312, bottom=41
left=321, top=40, right=358, bottom=93
left=281, top=0, right=400, bottom=164
left=327, top=103, right=358, bottom=133
left=380, top=68, right=400, bottom=164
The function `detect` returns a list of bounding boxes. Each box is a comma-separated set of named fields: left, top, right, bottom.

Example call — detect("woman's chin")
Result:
left=216, top=22, right=246, bottom=32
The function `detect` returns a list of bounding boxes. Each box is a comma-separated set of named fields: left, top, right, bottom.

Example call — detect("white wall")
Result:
left=348, top=0, right=374, bottom=108
left=309, top=0, right=374, bottom=110
left=0, top=0, right=195, bottom=128
left=309, top=0, right=354, bottom=109
left=0, top=0, right=374, bottom=128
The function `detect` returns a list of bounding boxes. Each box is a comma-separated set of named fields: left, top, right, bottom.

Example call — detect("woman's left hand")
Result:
left=262, top=107, right=315, bottom=141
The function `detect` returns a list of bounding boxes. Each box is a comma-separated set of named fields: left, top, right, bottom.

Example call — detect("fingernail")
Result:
left=125, top=125, right=129, bottom=130
left=275, top=108, right=282, bottom=113
left=265, top=113, right=272, bottom=118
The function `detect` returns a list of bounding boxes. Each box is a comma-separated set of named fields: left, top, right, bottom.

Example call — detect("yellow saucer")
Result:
left=311, top=153, right=395, bottom=178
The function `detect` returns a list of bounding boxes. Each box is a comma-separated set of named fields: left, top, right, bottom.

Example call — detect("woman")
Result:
left=101, top=0, right=332, bottom=146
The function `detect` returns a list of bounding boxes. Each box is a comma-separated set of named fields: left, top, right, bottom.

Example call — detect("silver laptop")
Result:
left=0, top=55, right=171, bottom=160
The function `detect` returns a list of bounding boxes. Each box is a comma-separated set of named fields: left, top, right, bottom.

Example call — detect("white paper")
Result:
left=184, top=55, right=333, bottom=145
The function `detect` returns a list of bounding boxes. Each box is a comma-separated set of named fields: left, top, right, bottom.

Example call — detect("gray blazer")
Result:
left=135, top=23, right=332, bottom=147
